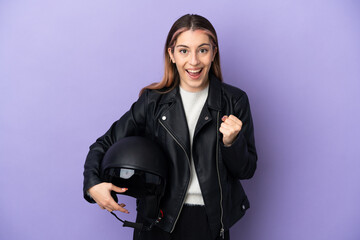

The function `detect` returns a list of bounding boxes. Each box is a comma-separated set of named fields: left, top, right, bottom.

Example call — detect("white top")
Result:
left=179, top=84, right=209, bottom=205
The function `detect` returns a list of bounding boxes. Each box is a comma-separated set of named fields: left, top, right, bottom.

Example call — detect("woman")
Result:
left=83, top=14, right=257, bottom=240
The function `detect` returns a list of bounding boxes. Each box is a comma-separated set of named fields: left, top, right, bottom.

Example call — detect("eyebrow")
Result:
left=175, top=43, right=211, bottom=48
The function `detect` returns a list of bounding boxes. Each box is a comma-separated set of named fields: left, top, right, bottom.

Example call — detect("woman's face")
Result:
left=168, top=30, right=217, bottom=92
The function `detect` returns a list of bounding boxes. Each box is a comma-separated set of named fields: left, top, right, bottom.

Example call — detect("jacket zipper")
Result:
left=158, top=119, right=191, bottom=233
left=216, top=111, right=225, bottom=238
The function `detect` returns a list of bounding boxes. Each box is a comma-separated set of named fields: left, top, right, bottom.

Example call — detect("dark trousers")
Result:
left=133, top=205, right=230, bottom=240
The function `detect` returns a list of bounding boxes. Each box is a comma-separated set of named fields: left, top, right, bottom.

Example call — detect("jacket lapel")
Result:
left=194, top=74, right=222, bottom=139
left=158, top=87, right=191, bottom=158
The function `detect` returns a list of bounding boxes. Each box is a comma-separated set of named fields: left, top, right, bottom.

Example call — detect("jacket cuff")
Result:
left=83, top=177, right=102, bottom=203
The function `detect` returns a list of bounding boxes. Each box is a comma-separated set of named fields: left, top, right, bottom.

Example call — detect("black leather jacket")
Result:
left=83, top=74, right=257, bottom=239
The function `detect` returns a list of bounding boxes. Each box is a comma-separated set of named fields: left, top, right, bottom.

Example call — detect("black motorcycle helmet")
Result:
left=100, top=136, right=168, bottom=231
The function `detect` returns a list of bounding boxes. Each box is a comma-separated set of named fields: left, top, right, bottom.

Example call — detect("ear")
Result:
left=168, top=48, right=175, bottom=63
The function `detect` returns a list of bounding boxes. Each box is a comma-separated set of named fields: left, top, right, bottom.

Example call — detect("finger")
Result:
left=224, top=117, right=237, bottom=126
left=219, top=125, right=232, bottom=136
left=220, top=123, right=238, bottom=135
left=228, top=115, right=243, bottom=125
left=223, top=117, right=240, bottom=127
left=113, top=204, right=129, bottom=214
left=105, top=207, right=113, bottom=212
left=108, top=199, right=129, bottom=214
left=220, top=122, right=232, bottom=130
left=117, top=206, right=130, bottom=214
left=111, top=185, right=128, bottom=193
left=119, top=203, right=126, bottom=207
left=222, top=119, right=242, bottom=133
left=222, top=115, right=241, bottom=124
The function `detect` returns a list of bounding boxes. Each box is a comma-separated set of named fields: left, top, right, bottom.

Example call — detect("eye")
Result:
left=199, top=48, right=208, bottom=54
left=179, top=49, right=188, bottom=54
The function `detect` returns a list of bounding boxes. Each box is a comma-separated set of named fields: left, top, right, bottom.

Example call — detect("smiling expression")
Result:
left=168, top=30, right=217, bottom=92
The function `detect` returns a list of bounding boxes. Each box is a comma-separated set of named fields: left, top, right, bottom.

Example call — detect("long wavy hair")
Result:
left=140, top=14, right=223, bottom=95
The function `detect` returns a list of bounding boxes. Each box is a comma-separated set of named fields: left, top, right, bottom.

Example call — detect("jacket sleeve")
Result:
left=220, top=92, right=257, bottom=180
left=83, top=90, right=148, bottom=203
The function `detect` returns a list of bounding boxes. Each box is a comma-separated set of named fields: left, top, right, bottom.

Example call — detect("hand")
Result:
left=88, top=182, right=129, bottom=213
left=219, top=115, right=243, bottom=147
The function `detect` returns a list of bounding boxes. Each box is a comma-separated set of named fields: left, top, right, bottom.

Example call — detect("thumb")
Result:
left=111, top=185, right=128, bottom=193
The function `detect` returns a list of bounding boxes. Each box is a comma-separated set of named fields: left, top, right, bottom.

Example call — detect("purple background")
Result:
left=1, top=0, right=359, bottom=239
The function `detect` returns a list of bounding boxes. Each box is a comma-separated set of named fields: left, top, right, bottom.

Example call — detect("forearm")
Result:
left=82, top=91, right=148, bottom=203
left=220, top=132, right=257, bottom=179
left=221, top=92, right=257, bottom=179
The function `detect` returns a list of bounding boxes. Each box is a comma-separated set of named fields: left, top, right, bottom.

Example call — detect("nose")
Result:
left=189, top=52, right=200, bottom=65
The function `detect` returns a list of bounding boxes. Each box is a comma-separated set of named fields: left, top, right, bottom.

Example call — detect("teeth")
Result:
left=187, top=69, right=201, bottom=73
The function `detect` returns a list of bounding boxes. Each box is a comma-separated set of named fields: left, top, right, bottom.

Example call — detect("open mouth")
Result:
left=186, top=68, right=203, bottom=78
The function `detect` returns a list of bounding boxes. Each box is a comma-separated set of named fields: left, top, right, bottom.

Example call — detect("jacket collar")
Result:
left=207, top=73, right=222, bottom=111
left=159, top=73, right=222, bottom=110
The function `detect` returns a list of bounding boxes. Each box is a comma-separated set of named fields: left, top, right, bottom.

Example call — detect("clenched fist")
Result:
left=219, top=115, right=242, bottom=147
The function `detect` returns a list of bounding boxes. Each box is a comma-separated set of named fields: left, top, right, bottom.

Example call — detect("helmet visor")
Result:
left=103, top=168, right=164, bottom=199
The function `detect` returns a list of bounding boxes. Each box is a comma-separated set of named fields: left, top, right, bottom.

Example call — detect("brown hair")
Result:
left=140, top=14, right=223, bottom=95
